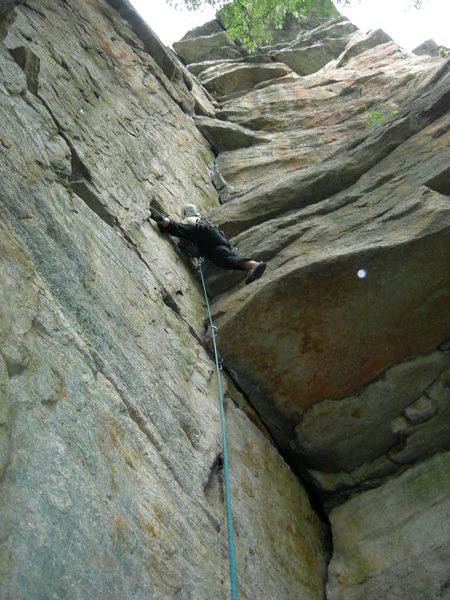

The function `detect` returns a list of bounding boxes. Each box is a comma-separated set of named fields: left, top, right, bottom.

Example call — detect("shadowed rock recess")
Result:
left=0, top=1, right=449, bottom=599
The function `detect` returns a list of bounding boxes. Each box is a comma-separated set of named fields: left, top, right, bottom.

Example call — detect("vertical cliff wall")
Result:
left=1, top=1, right=449, bottom=599
left=0, top=2, right=327, bottom=599
left=176, top=12, right=450, bottom=599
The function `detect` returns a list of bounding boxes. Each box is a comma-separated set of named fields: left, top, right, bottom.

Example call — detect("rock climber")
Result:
left=150, top=204, right=266, bottom=285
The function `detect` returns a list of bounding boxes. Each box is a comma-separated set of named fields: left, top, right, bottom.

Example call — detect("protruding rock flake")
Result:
left=1, top=1, right=449, bottom=599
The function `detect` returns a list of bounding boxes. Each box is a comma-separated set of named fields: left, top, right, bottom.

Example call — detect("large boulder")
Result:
left=202, top=41, right=450, bottom=497
left=194, top=115, right=270, bottom=152
left=336, top=28, right=393, bottom=67
left=327, top=452, right=450, bottom=600
left=271, top=18, right=358, bottom=75
left=173, top=30, right=242, bottom=64
left=209, top=173, right=450, bottom=457
left=298, top=352, right=450, bottom=497
left=198, top=60, right=293, bottom=98
left=413, top=38, right=450, bottom=57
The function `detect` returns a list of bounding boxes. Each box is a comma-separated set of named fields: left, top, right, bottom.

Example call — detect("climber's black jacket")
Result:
left=161, top=219, right=249, bottom=270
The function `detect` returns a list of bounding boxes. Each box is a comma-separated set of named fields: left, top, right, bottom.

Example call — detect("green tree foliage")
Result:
left=219, top=0, right=339, bottom=50
left=167, top=0, right=339, bottom=49
left=166, top=0, right=429, bottom=51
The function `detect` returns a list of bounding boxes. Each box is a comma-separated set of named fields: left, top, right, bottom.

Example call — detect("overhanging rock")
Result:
left=194, top=116, right=270, bottom=152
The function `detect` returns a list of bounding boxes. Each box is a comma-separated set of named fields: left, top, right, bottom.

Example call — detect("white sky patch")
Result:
left=338, top=0, right=450, bottom=51
left=129, top=0, right=449, bottom=51
left=129, top=0, right=216, bottom=46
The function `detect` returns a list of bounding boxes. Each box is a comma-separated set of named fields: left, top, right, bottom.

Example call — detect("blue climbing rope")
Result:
left=199, top=263, right=238, bottom=600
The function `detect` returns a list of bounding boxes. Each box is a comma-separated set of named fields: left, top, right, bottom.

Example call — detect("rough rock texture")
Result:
left=194, top=115, right=270, bottom=152
left=327, top=452, right=450, bottom=600
left=173, top=27, right=242, bottom=64
left=298, top=351, right=450, bottom=498
left=198, top=20, right=450, bottom=499
left=198, top=60, right=293, bottom=100
left=0, top=1, right=327, bottom=599
left=179, top=13, right=450, bottom=599
left=413, top=38, right=450, bottom=58
left=270, top=17, right=358, bottom=75
left=1, top=1, right=450, bottom=599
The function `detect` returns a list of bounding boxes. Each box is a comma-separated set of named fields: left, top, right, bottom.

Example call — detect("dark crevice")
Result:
left=89, top=354, right=199, bottom=499
left=0, top=425, right=11, bottom=486
left=88, top=350, right=189, bottom=495
left=68, top=147, right=92, bottom=183
left=34, top=86, right=96, bottom=193
left=187, top=324, right=204, bottom=346
left=114, top=223, right=185, bottom=321
left=162, top=291, right=182, bottom=316
left=1, top=349, right=29, bottom=379
left=425, top=165, right=450, bottom=196
left=382, top=203, right=419, bottom=223
left=218, top=358, right=332, bottom=531
left=218, top=363, right=334, bottom=592
left=124, top=401, right=163, bottom=452
left=8, top=45, right=40, bottom=93
left=71, top=179, right=117, bottom=227
left=103, top=0, right=195, bottom=115
left=203, top=453, right=225, bottom=505
left=0, top=1, right=25, bottom=42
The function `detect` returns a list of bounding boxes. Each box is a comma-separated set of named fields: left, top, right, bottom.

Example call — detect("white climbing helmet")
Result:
left=181, top=204, right=199, bottom=219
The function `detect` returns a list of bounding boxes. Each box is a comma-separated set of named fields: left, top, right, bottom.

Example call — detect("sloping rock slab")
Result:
left=413, top=38, right=449, bottom=57
left=270, top=18, right=357, bottom=75
left=273, top=37, right=348, bottom=75
left=194, top=116, right=270, bottom=152
left=327, top=452, right=450, bottom=600
left=295, top=350, right=450, bottom=472
left=198, top=61, right=292, bottom=97
left=173, top=31, right=242, bottom=64
left=337, top=28, right=393, bottom=67
left=209, top=182, right=450, bottom=466
left=306, top=357, right=450, bottom=496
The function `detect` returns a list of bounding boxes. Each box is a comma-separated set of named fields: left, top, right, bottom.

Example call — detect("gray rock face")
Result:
left=327, top=452, right=450, bottom=600
left=2, top=1, right=449, bottom=598
left=194, top=115, right=270, bottom=152
left=173, top=30, right=242, bottom=64
left=413, top=38, right=450, bottom=57
left=174, top=12, right=450, bottom=597
left=271, top=18, right=358, bottom=75
left=198, top=60, right=293, bottom=98
left=0, top=2, right=327, bottom=599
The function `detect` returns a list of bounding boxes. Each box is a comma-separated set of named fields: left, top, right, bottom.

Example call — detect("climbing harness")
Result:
left=177, top=238, right=201, bottom=258
left=199, top=262, right=238, bottom=600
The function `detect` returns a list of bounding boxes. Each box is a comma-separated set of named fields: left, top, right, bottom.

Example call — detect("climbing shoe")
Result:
left=245, top=261, right=266, bottom=285
left=150, top=206, right=165, bottom=223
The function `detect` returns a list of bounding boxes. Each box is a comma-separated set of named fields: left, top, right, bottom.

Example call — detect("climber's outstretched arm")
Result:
left=150, top=207, right=198, bottom=242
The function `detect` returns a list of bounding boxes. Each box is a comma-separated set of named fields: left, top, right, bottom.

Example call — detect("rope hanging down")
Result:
left=199, top=263, right=238, bottom=600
